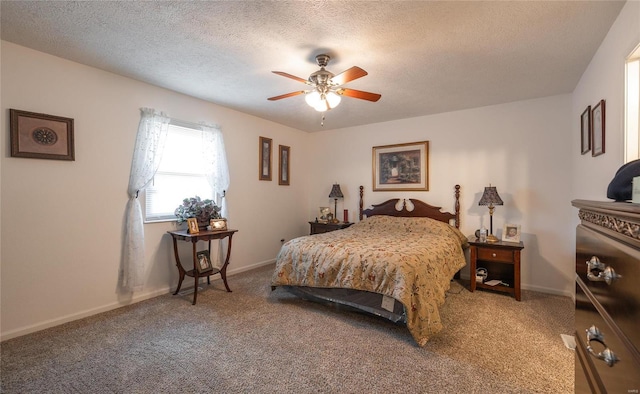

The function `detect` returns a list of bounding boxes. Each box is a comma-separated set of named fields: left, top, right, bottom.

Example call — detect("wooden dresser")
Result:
left=572, top=200, right=640, bottom=393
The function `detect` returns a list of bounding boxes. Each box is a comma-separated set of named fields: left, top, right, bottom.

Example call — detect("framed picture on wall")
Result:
left=9, top=109, right=75, bottom=161
left=372, top=141, right=429, bottom=191
left=259, top=136, right=272, bottom=181
left=278, top=145, right=290, bottom=185
left=580, top=106, right=591, bottom=155
left=592, top=100, right=605, bottom=157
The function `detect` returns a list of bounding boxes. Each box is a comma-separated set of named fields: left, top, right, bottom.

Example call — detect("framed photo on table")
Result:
left=210, top=218, right=227, bottom=231
left=318, top=207, right=330, bottom=223
left=195, top=250, right=214, bottom=273
left=372, top=141, right=429, bottom=191
left=580, top=106, right=591, bottom=155
left=502, top=224, right=521, bottom=243
left=10, top=109, right=75, bottom=161
left=592, top=100, right=605, bottom=157
left=187, top=218, right=199, bottom=234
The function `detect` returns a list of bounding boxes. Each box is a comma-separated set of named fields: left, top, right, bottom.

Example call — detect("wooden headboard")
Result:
left=358, top=185, right=461, bottom=229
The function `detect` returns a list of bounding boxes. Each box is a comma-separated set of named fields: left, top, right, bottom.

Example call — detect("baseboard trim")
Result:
left=1, top=259, right=279, bottom=342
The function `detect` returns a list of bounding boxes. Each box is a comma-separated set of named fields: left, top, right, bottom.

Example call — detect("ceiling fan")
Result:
left=267, top=54, right=381, bottom=112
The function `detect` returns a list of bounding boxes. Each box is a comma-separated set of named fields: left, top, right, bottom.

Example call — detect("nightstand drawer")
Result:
left=477, top=247, right=513, bottom=263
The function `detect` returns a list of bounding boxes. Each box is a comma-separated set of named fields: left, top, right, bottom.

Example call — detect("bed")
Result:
left=270, top=185, right=467, bottom=346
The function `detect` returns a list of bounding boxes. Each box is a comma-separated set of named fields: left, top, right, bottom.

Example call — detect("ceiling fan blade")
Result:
left=331, top=66, right=368, bottom=86
left=339, top=88, right=381, bottom=102
left=267, top=91, right=306, bottom=101
left=272, top=71, right=309, bottom=84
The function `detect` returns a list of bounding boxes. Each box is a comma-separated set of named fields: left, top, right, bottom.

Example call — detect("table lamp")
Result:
left=478, top=184, right=503, bottom=243
left=329, top=183, right=344, bottom=223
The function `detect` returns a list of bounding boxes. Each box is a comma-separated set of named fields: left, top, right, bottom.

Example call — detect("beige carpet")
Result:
left=1, top=264, right=574, bottom=393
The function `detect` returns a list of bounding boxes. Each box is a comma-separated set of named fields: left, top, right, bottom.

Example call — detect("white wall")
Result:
left=309, top=95, right=574, bottom=296
left=2, top=0, right=637, bottom=340
left=572, top=0, right=640, bottom=202
left=0, top=41, right=310, bottom=340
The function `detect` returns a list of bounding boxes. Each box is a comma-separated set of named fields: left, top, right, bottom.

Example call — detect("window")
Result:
left=624, top=43, right=640, bottom=163
left=145, top=122, right=213, bottom=222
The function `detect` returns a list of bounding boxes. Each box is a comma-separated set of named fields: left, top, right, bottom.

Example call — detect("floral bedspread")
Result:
left=271, top=215, right=468, bottom=347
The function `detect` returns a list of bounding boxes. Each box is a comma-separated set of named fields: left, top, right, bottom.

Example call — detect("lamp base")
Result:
left=487, top=234, right=500, bottom=243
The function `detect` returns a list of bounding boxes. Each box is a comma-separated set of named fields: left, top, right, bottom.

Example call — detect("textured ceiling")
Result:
left=0, top=1, right=626, bottom=132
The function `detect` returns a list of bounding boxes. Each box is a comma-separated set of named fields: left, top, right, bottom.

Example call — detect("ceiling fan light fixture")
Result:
left=326, top=91, right=341, bottom=108
left=305, top=90, right=322, bottom=107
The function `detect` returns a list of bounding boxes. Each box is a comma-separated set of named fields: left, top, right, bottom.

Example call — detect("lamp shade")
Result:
left=478, top=186, right=503, bottom=206
left=329, top=184, right=344, bottom=199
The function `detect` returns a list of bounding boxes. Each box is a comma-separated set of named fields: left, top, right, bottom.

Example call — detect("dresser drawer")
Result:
left=477, top=247, right=513, bottom=263
left=575, top=276, right=640, bottom=393
left=576, top=225, right=640, bottom=351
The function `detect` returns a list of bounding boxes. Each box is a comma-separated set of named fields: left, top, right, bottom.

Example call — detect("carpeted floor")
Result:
left=1, top=264, right=574, bottom=393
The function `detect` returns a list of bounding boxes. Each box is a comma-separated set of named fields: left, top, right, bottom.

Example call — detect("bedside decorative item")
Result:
left=328, top=183, right=343, bottom=224
left=174, top=196, right=221, bottom=229
left=478, top=185, right=503, bottom=243
left=9, top=109, right=75, bottom=161
left=502, top=224, right=521, bottom=243
left=210, top=218, right=227, bottom=231
left=318, top=207, right=330, bottom=223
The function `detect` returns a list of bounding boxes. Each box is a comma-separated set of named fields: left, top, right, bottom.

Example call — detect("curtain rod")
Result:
left=169, top=117, right=219, bottom=130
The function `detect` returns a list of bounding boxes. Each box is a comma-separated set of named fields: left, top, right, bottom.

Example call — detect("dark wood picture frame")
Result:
left=195, top=250, right=214, bottom=273
left=580, top=106, right=591, bottom=154
left=372, top=141, right=429, bottom=191
left=592, top=100, right=606, bottom=157
left=10, top=109, right=75, bottom=161
left=259, top=136, right=272, bottom=181
left=278, top=145, right=290, bottom=186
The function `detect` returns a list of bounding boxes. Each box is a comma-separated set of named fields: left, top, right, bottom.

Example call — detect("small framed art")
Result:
left=580, top=106, right=591, bottom=155
left=195, top=250, right=214, bottom=273
left=210, top=218, right=227, bottom=231
left=187, top=218, right=199, bottom=234
left=502, top=224, right=521, bottom=243
left=592, top=100, right=605, bottom=157
left=278, top=145, right=290, bottom=185
left=259, top=136, right=272, bottom=181
left=10, top=109, right=75, bottom=161
left=372, top=141, right=429, bottom=191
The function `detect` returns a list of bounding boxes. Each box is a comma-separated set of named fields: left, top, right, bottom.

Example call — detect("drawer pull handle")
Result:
left=586, top=256, right=605, bottom=271
left=586, top=256, right=622, bottom=285
left=585, top=325, right=620, bottom=367
left=492, top=253, right=496, bottom=257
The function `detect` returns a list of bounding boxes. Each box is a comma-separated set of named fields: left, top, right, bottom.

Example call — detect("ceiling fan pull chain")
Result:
left=321, top=113, right=325, bottom=127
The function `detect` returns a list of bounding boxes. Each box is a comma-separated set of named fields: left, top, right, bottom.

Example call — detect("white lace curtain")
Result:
left=122, top=108, right=170, bottom=292
left=201, top=124, right=230, bottom=268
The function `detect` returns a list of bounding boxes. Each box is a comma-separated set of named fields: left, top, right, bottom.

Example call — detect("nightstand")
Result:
left=469, top=237, right=524, bottom=301
left=309, top=221, right=352, bottom=235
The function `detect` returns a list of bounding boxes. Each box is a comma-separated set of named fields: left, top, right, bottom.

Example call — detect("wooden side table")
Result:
left=468, top=237, right=524, bottom=301
left=309, top=221, right=352, bottom=235
left=167, top=228, right=238, bottom=305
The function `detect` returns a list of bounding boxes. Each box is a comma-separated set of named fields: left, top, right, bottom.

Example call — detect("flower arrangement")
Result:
left=174, top=196, right=221, bottom=224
